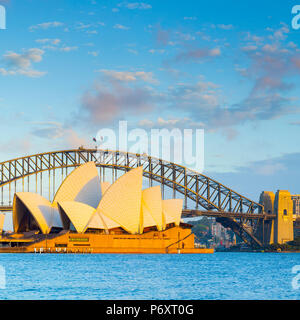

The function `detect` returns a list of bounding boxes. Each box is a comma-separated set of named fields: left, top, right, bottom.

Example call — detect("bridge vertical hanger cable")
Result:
left=184, top=169, right=187, bottom=209
left=14, top=161, right=16, bottom=199
left=61, top=166, right=63, bottom=189
left=8, top=162, right=11, bottom=206
left=48, top=167, right=50, bottom=202
left=173, top=165, right=176, bottom=199
left=115, top=152, right=118, bottom=182
left=22, top=158, right=24, bottom=193
left=1, top=166, right=3, bottom=205
left=160, top=160, right=163, bottom=199
left=98, top=162, right=102, bottom=182
left=35, top=156, right=37, bottom=194
left=148, top=157, right=152, bottom=187
left=52, top=156, right=54, bottom=201
left=196, top=176, right=200, bottom=209
left=49, top=153, right=51, bottom=201
left=40, top=171, right=42, bottom=197
left=27, top=158, right=29, bottom=193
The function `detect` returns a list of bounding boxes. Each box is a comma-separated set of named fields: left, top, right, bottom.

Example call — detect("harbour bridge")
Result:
left=0, top=148, right=276, bottom=248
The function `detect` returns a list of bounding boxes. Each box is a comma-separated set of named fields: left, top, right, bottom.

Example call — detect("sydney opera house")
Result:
left=0, top=162, right=212, bottom=253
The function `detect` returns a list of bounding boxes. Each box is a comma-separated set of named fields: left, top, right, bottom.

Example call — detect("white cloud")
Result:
left=175, top=47, right=221, bottom=62
left=30, top=121, right=88, bottom=148
left=35, top=38, right=61, bottom=45
left=0, top=48, right=46, bottom=78
left=75, top=22, right=101, bottom=34
left=59, top=46, right=78, bottom=52
left=210, top=48, right=221, bottom=56
left=80, top=80, right=158, bottom=125
left=113, top=24, right=130, bottom=30
left=287, top=41, right=297, bottom=49
left=98, top=69, right=158, bottom=84
left=40, top=44, right=78, bottom=52
left=262, top=44, right=277, bottom=53
left=217, top=24, right=234, bottom=30
left=175, top=31, right=195, bottom=41
left=184, top=17, right=197, bottom=21
left=255, top=163, right=286, bottom=176
left=29, top=21, right=64, bottom=31
left=0, top=68, right=46, bottom=77
left=244, top=32, right=264, bottom=44
left=128, top=49, right=138, bottom=55
left=118, top=2, right=152, bottom=10
left=88, top=51, right=99, bottom=57
left=149, top=49, right=165, bottom=54
left=242, top=45, right=257, bottom=52
left=76, top=23, right=92, bottom=30
left=268, top=23, right=289, bottom=40
left=86, top=30, right=98, bottom=34
left=138, top=117, right=205, bottom=128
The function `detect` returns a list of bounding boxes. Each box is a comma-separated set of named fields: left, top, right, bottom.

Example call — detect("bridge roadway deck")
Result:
left=0, top=206, right=276, bottom=220
left=182, top=209, right=276, bottom=220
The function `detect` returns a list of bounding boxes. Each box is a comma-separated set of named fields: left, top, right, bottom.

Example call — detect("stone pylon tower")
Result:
left=257, top=190, right=294, bottom=245
left=274, top=190, right=294, bottom=244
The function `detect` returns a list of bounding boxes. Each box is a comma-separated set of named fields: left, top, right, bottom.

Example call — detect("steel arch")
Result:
left=0, top=148, right=263, bottom=214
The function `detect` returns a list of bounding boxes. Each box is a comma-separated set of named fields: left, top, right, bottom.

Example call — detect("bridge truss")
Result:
left=0, top=148, right=271, bottom=247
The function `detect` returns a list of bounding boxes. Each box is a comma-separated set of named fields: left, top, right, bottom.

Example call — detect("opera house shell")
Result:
left=0, top=162, right=213, bottom=254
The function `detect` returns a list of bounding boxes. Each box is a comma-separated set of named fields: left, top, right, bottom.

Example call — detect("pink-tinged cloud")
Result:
left=0, top=48, right=46, bottom=77
left=175, top=47, right=221, bottom=62
left=292, top=57, right=300, bottom=69
left=156, top=25, right=170, bottom=46
left=79, top=82, right=158, bottom=125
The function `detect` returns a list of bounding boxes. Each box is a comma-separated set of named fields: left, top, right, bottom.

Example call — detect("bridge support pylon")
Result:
left=274, top=190, right=294, bottom=244
left=256, top=191, right=275, bottom=245
left=257, top=190, right=293, bottom=245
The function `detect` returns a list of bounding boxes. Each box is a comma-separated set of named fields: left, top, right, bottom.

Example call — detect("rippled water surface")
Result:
left=0, top=253, right=299, bottom=300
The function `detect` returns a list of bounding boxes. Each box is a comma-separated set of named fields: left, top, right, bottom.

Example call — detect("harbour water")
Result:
left=0, top=252, right=299, bottom=300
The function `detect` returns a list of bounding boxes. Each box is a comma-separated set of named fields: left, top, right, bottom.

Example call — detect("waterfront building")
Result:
left=0, top=162, right=212, bottom=254
left=292, top=195, right=300, bottom=217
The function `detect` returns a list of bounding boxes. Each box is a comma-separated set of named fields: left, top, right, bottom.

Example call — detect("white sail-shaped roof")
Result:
left=97, top=167, right=143, bottom=234
left=11, top=162, right=185, bottom=236
left=162, top=199, right=183, bottom=226
left=141, top=186, right=164, bottom=231
left=53, top=161, right=101, bottom=209
left=57, top=201, right=95, bottom=233
left=87, top=212, right=120, bottom=230
left=100, top=213, right=120, bottom=229
left=13, top=192, right=60, bottom=234
left=101, top=182, right=111, bottom=195
left=86, top=211, right=104, bottom=229
left=141, top=202, right=157, bottom=230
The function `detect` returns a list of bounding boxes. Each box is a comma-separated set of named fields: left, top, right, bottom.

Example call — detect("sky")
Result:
left=0, top=0, right=300, bottom=203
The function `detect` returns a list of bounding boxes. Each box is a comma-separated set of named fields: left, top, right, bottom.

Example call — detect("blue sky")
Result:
left=1, top=0, right=300, bottom=201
